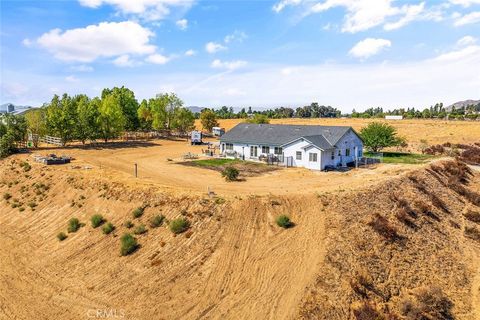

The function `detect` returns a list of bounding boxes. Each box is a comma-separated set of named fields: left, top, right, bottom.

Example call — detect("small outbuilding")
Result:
left=212, top=127, right=225, bottom=137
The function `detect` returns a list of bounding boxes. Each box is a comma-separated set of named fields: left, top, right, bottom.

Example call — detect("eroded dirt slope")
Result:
left=1, top=157, right=479, bottom=320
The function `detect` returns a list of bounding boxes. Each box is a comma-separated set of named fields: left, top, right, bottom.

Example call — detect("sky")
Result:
left=1, top=0, right=479, bottom=112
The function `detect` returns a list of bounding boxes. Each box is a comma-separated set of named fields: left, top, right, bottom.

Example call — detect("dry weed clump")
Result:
left=463, top=210, right=480, bottom=223
left=368, top=214, right=401, bottom=242
left=395, top=208, right=417, bottom=229
left=352, top=301, right=394, bottom=320
left=399, top=286, right=453, bottom=320
left=464, top=226, right=480, bottom=242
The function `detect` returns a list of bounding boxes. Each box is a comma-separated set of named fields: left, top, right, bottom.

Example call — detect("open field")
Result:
left=196, top=118, right=480, bottom=152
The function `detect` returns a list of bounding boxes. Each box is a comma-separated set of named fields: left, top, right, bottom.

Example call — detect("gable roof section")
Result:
left=220, top=123, right=352, bottom=147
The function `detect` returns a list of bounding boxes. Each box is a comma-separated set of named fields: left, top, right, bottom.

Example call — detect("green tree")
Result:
left=164, top=93, right=183, bottom=130
left=75, top=94, right=99, bottom=144
left=0, top=114, right=27, bottom=157
left=102, top=87, right=139, bottom=131
left=45, top=94, right=77, bottom=145
left=360, top=122, right=405, bottom=152
left=171, top=108, right=195, bottom=136
left=137, top=99, right=152, bottom=130
left=246, top=114, right=269, bottom=124
left=200, top=109, right=219, bottom=132
left=148, top=95, right=168, bottom=131
left=25, top=109, right=46, bottom=147
left=97, top=94, right=125, bottom=142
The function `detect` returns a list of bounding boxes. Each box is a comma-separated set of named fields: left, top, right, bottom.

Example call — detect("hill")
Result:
left=447, top=99, right=480, bottom=111
left=0, top=157, right=479, bottom=319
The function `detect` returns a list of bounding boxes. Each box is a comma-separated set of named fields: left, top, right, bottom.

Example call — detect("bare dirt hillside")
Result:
left=1, top=157, right=479, bottom=320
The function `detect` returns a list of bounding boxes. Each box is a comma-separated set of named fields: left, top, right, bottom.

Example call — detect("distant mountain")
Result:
left=186, top=106, right=204, bottom=113
left=446, top=99, right=480, bottom=111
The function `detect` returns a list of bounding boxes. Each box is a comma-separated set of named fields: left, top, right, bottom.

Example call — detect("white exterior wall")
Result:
left=334, top=130, right=363, bottom=166
left=220, top=129, right=363, bottom=171
left=282, top=139, right=323, bottom=170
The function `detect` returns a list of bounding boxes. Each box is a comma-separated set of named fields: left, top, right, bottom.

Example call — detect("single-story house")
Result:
left=219, top=123, right=363, bottom=170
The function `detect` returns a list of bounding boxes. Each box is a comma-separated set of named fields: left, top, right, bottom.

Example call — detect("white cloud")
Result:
left=185, top=49, right=196, bottom=56
left=205, top=42, right=227, bottom=53
left=454, top=11, right=480, bottom=26
left=65, top=75, right=78, bottom=82
left=383, top=2, right=425, bottom=31
left=349, top=38, right=391, bottom=59
left=22, top=38, right=33, bottom=47
left=457, top=35, right=477, bottom=47
left=113, top=54, right=136, bottom=67
left=146, top=53, right=170, bottom=64
left=275, top=0, right=441, bottom=33
left=69, top=65, right=94, bottom=72
left=449, top=0, right=480, bottom=7
left=272, top=0, right=302, bottom=13
left=78, top=0, right=194, bottom=21
left=176, top=19, right=188, bottom=30
left=36, top=21, right=156, bottom=62
left=433, top=44, right=480, bottom=62
left=211, top=59, right=247, bottom=70
left=224, top=30, right=247, bottom=43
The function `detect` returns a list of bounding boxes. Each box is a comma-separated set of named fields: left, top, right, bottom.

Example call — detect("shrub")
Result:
left=395, top=209, right=417, bottom=229
left=169, top=218, right=190, bottom=234
left=18, top=207, right=25, bottom=212
left=124, top=220, right=134, bottom=228
left=20, top=162, right=31, bottom=172
left=133, top=224, right=147, bottom=235
left=120, top=233, right=138, bottom=256
left=57, top=232, right=67, bottom=241
left=27, top=201, right=37, bottom=209
left=464, top=210, right=480, bottom=223
left=150, top=215, right=165, bottom=228
left=400, top=286, right=453, bottom=320
left=132, top=207, right=144, bottom=219
left=91, top=214, right=104, bottom=228
left=3, top=193, right=11, bottom=200
left=102, top=222, right=115, bottom=235
left=221, top=166, right=239, bottom=181
left=465, top=226, right=480, bottom=242
left=67, top=218, right=81, bottom=233
left=368, top=214, right=400, bottom=242
left=352, top=301, right=385, bottom=320
left=276, top=215, right=293, bottom=228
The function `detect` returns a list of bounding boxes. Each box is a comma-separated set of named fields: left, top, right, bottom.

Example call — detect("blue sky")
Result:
left=1, top=0, right=479, bottom=112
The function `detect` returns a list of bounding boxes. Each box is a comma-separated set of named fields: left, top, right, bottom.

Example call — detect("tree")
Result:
left=137, top=99, right=152, bottom=130
left=200, top=109, right=219, bottom=132
left=75, top=94, right=99, bottom=144
left=246, top=114, right=269, bottom=124
left=172, top=108, right=195, bottom=136
left=97, top=94, right=125, bottom=142
left=148, top=95, right=168, bottom=131
left=45, top=94, right=77, bottom=145
left=360, top=122, right=406, bottom=152
left=25, top=109, right=46, bottom=147
left=0, top=114, right=27, bottom=158
left=164, top=93, right=183, bottom=130
left=102, top=87, right=139, bottom=131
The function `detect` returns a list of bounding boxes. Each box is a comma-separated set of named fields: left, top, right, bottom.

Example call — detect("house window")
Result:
left=274, top=147, right=283, bottom=155
left=346, top=148, right=350, bottom=156
left=261, top=146, right=270, bottom=154
left=338, top=149, right=341, bottom=156
left=309, top=153, right=318, bottom=162
left=225, top=143, right=233, bottom=151
left=331, top=151, right=334, bottom=160
left=296, top=151, right=302, bottom=160
left=250, top=146, right=258, bottom=157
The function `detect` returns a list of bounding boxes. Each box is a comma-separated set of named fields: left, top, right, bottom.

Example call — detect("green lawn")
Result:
left=364, top=151, right=436, bottom=164
left=189, top=158, right=242, bottom=167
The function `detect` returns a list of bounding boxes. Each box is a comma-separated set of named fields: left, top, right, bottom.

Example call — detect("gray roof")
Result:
left=220, top=123, right=354, bottom=149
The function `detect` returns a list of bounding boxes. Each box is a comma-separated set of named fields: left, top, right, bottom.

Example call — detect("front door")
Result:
left=250, top=146, right=258, bottom=158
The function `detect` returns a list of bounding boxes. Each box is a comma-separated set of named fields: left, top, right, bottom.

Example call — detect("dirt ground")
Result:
left=196, top=118, right=480, bottom=151
left=41, top=138, right=418, bottom=197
